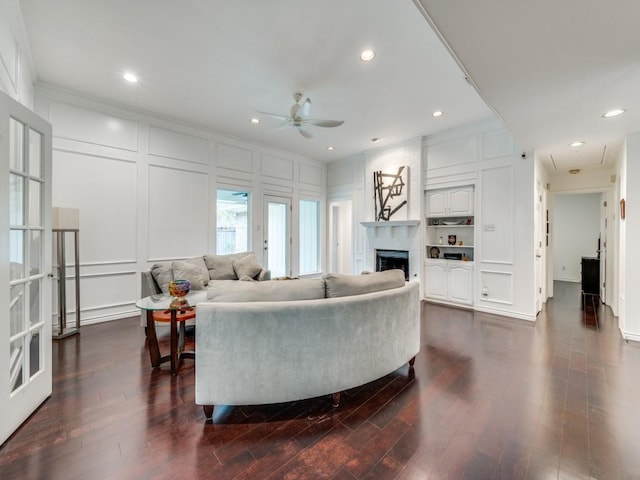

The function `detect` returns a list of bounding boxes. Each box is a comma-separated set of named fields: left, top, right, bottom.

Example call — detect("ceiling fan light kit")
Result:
left=257, top=92, right=344, bottom=139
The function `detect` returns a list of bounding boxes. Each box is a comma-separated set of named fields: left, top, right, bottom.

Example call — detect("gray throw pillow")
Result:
left=204, top=252, right=252, bottom=280
left=173, top=260, right=206, bottom=290
left=232, top=254, right=263, bottom=280
left=185, top=256, right=209, bottom=286
left=150, top=262, right=174, bottom=294
left=323, top=269, right=405, bottom=298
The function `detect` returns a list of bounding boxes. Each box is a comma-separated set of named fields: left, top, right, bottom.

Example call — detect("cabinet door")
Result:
left=448, top=264, right=473, bottom=305
left=425, top=262, right=448, bottom=299
left=448, top=186, right=474, bottom=216
left=426, top=190, right=447, bottom=217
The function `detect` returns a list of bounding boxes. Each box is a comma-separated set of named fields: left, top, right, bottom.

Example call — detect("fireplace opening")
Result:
left=375, top=249, right=409, bottom=281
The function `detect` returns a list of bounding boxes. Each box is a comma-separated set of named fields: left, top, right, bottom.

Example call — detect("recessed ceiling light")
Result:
left=602, top=109, right=626, bottom=118
left=123, top=72, right=138, bottom=83
left=371, top=138, right=380, bottom=143
left=432, top=110, right=444, bottom=118
left=327, top=146, right=335, bottom=151
left=250, top=117, right=260, bottom=124
left=360, top=49, right=375, bottom=62
left=569, top=141, right=585, bottom=147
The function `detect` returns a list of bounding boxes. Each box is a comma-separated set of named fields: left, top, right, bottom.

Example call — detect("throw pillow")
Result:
left=204, top=252, right=252, bottom=280
left=186, top=256, right=209, bottom=286
left=150, top=263, right=174, bottom=294
left=172, top=260, right=207, bottom=290
left=323, top=269, right=405, bottom=298
left=232, top=254, right=263, bottom=280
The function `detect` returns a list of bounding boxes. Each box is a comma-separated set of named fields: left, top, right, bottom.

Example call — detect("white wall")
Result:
left=552, top=194, right=600, bottom=282
left=619, top=133, right=640, bottom=341
left=35, top=86, right=326, bottom=325
left=423, top=119, right=536, bottom=321
left=329, top=119, right=538, bottom=321
left=328, top=138, right=424, bottom=285
left=0, top=0, right=34, bottom=107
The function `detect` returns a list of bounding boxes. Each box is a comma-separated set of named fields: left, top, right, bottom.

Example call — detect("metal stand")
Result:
left=53, top=228, right=80, bottom=339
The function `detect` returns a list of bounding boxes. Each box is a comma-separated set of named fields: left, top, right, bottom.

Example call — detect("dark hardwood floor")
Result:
left=2, top=281, right=640, bottom=479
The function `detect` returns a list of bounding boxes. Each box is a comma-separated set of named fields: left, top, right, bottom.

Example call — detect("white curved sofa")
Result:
left=195, top=275, right=420, bottom=419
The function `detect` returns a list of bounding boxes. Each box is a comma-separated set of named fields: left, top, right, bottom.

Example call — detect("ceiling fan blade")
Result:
left=304, top=119, right=344, bottom=128
left=297, top=127, right=314, bottom=139
left=255, top=110, right=290, bottom=121
left=270, top=121, right=292, bottom=132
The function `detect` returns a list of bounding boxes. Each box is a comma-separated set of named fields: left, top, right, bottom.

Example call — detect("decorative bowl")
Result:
left=443, top=220, right=463, bottom=225
left=169, top=279, right=191, bottom=298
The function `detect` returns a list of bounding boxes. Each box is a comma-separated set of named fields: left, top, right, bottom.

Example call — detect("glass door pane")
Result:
left=264, top=196, right=291, bottom=278
left=216, top=189, right=249, bottom=254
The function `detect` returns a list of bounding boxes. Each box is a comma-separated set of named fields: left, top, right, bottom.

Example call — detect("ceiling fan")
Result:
left=257, top=92, right=344, bottom=139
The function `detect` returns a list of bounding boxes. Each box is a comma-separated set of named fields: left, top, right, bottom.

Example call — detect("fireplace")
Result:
left=375, top=249, right=409, bottom=281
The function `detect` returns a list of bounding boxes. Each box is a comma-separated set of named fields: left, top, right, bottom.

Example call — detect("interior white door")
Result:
left=0, top=91, right=52, bottom=445
left=264, top=195, right=291, bottom=278
left=329, top=200, right=352, bottom=274
left=600, top=193, right=607, bottom=302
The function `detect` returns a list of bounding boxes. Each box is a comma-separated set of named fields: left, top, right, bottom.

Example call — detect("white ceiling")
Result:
left=18, top=0, right=494, bottom=162
left=416, top=0, right=640, bottom=173
left=21, top=1, right=636, bottom=170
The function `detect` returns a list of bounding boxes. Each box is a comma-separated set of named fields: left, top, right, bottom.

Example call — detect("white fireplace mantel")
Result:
left=360, top=220, right=420, bottom=237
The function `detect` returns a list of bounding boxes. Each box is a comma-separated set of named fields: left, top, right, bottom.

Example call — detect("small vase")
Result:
left=169, top=279, right=191, bottom=298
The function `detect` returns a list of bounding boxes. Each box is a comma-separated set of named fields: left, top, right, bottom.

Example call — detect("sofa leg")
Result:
left=409, top=356, right=416, bottom=367
left=332, top=392, right=341, bottom=408
left=203, top=405, right=214, bottom=419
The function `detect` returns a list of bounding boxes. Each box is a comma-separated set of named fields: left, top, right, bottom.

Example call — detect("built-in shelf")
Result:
left=426, top=244, right=474, bottom=249
left=427, top=224, right=474, bottom=229
left=360, top=220, right=420, bottom=237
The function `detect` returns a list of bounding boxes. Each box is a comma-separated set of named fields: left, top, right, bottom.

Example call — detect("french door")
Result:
left=0, top=91, right=52, bottom=445
left=264, top=195, right=291, bottom=278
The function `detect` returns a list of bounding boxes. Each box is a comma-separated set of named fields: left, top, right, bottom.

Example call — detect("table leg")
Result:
left=170, top=310, right=178, bottom=375
left=146, top=310, right=162, bottom=367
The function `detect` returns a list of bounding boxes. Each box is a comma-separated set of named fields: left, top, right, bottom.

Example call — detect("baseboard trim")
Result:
left=473, top=305, right=536, bottom=322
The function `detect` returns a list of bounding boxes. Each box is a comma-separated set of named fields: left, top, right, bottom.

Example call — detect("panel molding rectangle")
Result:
left=49, top=102, right=139, bottom=151
left=262, top=154, right=294, bottom=181
left=148, top=125, right=209, bottom=165
left=216, top=142, right=253, bottom=173
left=480, top=165, right=513, bottom=263
left=479, top=269, right=513, bottom=305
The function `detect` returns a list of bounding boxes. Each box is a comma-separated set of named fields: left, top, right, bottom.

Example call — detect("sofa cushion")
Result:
left=186, top=256, right=210, bottom=286
left=173, top=260, right=207, bottom=290
left=207, top=278, right=325, bottom=302
left=323, top=269, right=405, bottom=298
left=150, top=262, right=173, bottom=294
left=204, top=252, right=254, bottom=280
left=232, top=255, right=263, bottom=280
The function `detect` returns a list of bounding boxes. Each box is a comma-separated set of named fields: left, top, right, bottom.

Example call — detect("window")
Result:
left=216, top=189, right=249, bottom=254
left=299, top=199, right=320, bottom=274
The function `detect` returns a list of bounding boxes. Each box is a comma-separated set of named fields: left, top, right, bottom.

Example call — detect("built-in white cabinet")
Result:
left=424, top=184, right=475, bottom=307
left=424, top=260, right=474, bottom=306
left=426, top=186, right=474, bottom=217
